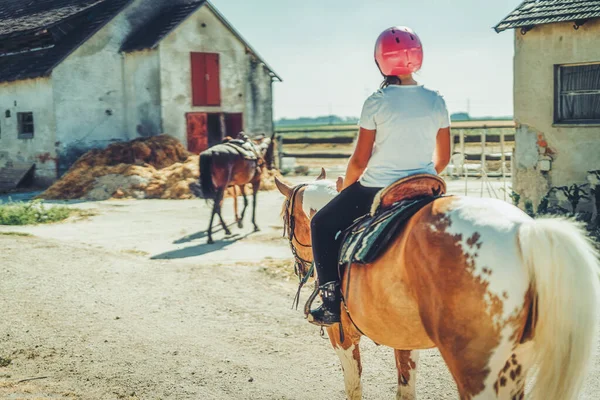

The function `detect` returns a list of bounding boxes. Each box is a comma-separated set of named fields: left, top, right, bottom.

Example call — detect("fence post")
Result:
left=500, top=130, right=506, bottom=201
left=276, top=135, right=284, bottom=170
left=460, top=129, right=467, bottom=195
left=481, top=127, right=487, bottom=197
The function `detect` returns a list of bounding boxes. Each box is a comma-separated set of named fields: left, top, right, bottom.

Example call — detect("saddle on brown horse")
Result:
left=339, top=174, right=446, bottom=266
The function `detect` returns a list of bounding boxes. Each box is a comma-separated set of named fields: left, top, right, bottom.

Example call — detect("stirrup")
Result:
left=306, top=281, right=341, bottom=327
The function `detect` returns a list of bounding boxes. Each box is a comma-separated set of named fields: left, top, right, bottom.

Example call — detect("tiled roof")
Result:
left=0, top=0, right=104, bottom=37
left=121, top=1, right=206, bottom=52
left=0, top=0, right=131, bottom=83
left=121, top=0, right=281, bottom=81
left=495, top=0, right=600, bottom=32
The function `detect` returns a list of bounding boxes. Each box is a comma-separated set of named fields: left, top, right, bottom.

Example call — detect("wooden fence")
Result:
left=276, top=121, right=515, bottom=179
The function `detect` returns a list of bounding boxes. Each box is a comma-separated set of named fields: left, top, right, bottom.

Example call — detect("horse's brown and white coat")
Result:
left=277, top=175, right=600, bottom=400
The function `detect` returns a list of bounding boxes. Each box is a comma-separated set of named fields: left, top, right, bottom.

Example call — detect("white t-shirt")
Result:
left=357, top=85, right=450, bottom=188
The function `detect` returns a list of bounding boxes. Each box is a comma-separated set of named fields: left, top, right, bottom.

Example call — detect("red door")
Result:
left=186, top=113, right=208, bottom=154
left=225, top=113, right=243, bottom=137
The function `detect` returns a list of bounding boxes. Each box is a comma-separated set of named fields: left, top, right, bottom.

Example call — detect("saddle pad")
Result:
left=338, top=196, right=439, bottom=265
left=222, top=142, right=260, bottom=161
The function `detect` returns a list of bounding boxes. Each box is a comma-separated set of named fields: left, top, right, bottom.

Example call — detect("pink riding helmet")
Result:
left=375, top=26, right=423, bottom=76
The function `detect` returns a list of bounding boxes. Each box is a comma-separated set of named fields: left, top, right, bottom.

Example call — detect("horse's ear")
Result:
left=275, top=176, right=293, bottom=198
left=316, top=168, right=326, bottom=181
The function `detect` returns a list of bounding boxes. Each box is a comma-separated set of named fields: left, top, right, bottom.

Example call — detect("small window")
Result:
left=555, top=63, right=600, bottom=124
left=18, top=112, right=34, bottom=139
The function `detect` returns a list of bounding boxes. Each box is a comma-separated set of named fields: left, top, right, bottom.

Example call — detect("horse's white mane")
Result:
left=302, top=180, right=338, bottom=217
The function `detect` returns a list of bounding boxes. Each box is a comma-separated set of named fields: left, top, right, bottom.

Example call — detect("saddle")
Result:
left=339, top=174, right=446, bottom=266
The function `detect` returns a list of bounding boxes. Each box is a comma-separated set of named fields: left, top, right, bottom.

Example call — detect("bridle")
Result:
left=282, top=183, right=313, bottom=278
left=282, top=183, right=321, bottom=310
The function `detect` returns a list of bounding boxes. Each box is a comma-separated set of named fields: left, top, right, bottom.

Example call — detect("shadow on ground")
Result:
left=153, top=232, right=252, bottom=260
left=172, top=223, right=240, bottom=244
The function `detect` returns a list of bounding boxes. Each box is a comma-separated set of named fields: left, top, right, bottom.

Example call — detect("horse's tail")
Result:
left=518, top=218, right=600, bottom=400
left=199, top=152, right=216, bottom=200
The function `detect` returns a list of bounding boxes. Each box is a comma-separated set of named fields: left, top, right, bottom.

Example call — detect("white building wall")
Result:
left=51, top=0, right=169, bottom=175
left=123, top=49, right=162, bottom=137
left=512, top=19, right=600, bottom=211
left=0, top=78, right=57, bottom=184
left=159, top=5, right=274, bottom=146
left=245, top=56, right=274, bottom=136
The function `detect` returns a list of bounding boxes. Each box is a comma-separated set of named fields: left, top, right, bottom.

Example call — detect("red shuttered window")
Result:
left=191, top=52, right=221, bottom=107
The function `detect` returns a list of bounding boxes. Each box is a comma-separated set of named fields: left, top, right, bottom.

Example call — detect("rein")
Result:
left=283, top=184, right=317, bottom=309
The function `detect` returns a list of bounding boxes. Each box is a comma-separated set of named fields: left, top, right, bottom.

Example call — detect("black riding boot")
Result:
left=308, top=281, right=341, bottom=327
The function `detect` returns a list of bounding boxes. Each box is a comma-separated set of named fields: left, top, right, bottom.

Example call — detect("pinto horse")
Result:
left=199, top=133, right=275, bottom=244
left=275, top=170, right=599, bottom=400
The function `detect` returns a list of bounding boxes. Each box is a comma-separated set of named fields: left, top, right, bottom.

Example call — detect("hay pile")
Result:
left=40, top=135, right=282, bottom=201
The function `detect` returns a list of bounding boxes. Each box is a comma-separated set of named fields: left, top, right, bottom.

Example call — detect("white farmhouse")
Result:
left=0, top=0, right=280, bottom=188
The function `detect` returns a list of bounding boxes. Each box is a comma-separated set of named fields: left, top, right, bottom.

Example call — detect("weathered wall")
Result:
left=123, top=50, right=162, bottom=138
left=159, top=5, right=274, bottom=146
left=51, top=0, right=169, bottom=176
left=0, top=78, right=57, bottom=183
left=513, top=19, right=600, bottom=210
left=246, top=57, right=274, bottom=136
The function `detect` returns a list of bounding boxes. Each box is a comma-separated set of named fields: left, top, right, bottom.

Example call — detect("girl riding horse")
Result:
left=309, top=27, right=452, bottom=326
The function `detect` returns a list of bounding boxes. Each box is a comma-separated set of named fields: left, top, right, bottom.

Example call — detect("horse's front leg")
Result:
left=327, top=315, right=363, bottom=400
left=394, top=350, right=419, bottom=400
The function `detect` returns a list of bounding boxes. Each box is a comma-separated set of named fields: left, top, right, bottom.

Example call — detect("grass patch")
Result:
left=0, top=357, right=11, bottom=368
left=0, top=232, right=33, bottom=237
left=121, top=249, right=150, bottom=257
left=0, top=200, right=72, bottom=226
left=257, top=258, right=297, bottom=281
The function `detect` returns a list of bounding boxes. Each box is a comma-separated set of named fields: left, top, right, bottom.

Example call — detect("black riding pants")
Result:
left=311, top=181, right=382, bottom=284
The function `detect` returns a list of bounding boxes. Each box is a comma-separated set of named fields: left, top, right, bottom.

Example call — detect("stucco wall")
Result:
left=159, top=5, right=274, bottom=146
left=246, top=57, right=274, bottom=136
left=0, top=78, right=57, bottom=183
left=513, top=19, right=600, bottom=210
left=51, top=0, right=170, bottom=176
left=123, top=50, right=162, bottom=138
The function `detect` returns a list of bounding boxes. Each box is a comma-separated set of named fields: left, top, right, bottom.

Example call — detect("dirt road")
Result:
left=1, top=184, right=599, bottom=399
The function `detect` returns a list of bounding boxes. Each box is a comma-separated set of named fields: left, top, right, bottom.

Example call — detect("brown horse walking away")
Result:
left=275, top=170, right=599, bottom=400
left=199, top=133, right=275, bottom=244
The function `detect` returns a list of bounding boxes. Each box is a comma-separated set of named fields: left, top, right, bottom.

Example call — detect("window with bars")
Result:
left=17, top=112, right=34, bottom=139
left=554, top=63, right=600, bottom=124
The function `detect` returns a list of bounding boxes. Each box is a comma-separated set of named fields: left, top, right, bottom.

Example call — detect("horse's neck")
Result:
left=302, top=181, right=338, bottom=217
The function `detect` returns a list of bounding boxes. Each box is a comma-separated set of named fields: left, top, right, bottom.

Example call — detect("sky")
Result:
left=210, top=0, right=520, bottom=120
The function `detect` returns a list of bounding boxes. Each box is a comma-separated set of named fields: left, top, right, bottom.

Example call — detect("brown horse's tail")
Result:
left=199, top=152, right=215, bottom=200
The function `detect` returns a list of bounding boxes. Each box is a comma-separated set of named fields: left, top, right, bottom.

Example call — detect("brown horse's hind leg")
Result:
left=215, top=189, right=232, bottom=236
left=394, top=350, right=419, bottom=400
left=327, top=314, right=363, bottom=400
left=207, top=189, right=230, bottom=244
left=232, top=186, right=239, bottom=224
left=251, top=181, right=260, bottom=232
left=238, top=185, right=248, bottom=229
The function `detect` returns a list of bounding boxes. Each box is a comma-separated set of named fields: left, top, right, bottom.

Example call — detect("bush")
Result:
left=0, top=200, right=72, bottom=226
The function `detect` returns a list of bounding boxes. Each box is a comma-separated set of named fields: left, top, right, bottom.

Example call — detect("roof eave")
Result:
left=205, top=1, right=282, bottom=82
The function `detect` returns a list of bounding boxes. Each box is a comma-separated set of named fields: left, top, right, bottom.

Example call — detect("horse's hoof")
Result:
left=254, top=226, right=260, bottom=232
left=225, top=230, right=232, bottom=236
left=208, top=238, right=215, bottom=245
left=238, top=221, right=244, bottom=229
